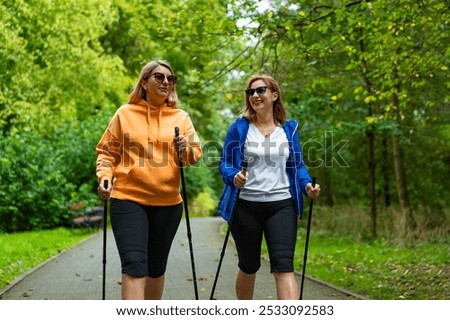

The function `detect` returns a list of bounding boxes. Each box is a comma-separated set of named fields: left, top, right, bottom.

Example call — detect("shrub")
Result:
left=0, top=111, right=111, bottom=232
left=0, top=130, right=74, bottom=231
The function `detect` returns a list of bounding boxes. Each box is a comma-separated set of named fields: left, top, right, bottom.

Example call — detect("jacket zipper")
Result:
left=290, top=121, right=302, bottom=216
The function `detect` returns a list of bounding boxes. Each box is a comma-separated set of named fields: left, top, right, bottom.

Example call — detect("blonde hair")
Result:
left=128, top=60, right=178, bottom=106
left=243, top=75, right=287, bottom=125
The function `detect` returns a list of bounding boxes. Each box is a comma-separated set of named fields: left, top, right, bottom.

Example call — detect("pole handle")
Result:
left=241, top=157, right=251, bottom=173
left=311, top=176, right=316, bottom=188
left=103, top=179, right=109, bottom=190
left=174, top=126, right=184, bottom=166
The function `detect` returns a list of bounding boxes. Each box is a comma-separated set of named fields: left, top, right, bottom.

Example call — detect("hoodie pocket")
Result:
left=112, top=163, right=135, bottom=189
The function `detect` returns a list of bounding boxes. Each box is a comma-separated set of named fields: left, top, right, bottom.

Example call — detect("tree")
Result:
left=0, top=0, right=129, bottom=133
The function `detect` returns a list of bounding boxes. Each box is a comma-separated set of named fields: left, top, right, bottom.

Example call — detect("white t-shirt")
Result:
left=240, top=123, right=292, bottom=202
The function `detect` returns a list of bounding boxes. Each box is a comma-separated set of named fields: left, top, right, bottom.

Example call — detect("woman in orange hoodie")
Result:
left=96, top=60, right=202, bottom=299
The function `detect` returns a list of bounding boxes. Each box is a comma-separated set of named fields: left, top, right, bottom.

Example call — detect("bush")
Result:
left=0, top=130, right=74, bottom=231
left=0, top=111, right=111, bottom=232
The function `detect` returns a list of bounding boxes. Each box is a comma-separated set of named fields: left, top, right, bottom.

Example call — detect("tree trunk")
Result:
left=358, top=30, right=378, bottom=239
left=322, top=168, right=335, bottom=207
left=367, top=129, right=377, bottom=238
left=392, top=134, right=417, bottom=240
left=391, top=66, right=417, bottom=241
left=381, top=135, right=391, bottom=207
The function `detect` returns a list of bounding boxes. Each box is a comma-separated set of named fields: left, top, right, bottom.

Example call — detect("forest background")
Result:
left=0, top=0, right=448, bottom=295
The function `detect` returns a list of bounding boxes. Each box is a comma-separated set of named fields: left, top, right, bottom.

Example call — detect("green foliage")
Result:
left=0, top=130, right=73, bottom=231
left=190, top=190, right=218, bottom=217
left=0, top=0, right=129, bottom=132
left=0, top=110, right=112, bottom=232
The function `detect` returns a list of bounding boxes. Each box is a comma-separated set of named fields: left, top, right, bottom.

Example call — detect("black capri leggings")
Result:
left=110, top=198, right=182, bottom=278
left=230, top=198, right=297, bottom=274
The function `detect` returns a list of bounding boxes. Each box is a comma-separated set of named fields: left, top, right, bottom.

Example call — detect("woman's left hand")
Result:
left=306, top=183, right=321, bottom=199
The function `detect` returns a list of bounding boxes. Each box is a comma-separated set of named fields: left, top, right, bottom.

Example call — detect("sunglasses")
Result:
left=149, top=72, right=177, bottom=84
left=245, top=86, right=267, bottom=97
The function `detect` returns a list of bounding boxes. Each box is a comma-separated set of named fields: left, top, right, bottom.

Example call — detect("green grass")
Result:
left=0, top=228, right=94, bottom=291
left=262, top=228, right=449, bottom=299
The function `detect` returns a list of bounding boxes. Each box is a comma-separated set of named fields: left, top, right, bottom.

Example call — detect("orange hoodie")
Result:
left=96, top=99, right=202, bottom=206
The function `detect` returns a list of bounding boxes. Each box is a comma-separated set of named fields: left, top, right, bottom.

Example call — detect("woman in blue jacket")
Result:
left=218, top=75, right=321, bottom=299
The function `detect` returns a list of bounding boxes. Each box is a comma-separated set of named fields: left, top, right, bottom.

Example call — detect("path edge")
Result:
left=0, top=231, right=100, bottom=299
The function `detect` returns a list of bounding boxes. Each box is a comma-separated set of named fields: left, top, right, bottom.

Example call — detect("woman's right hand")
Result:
left=233, top=170, right=248, bottom=189
left=97, top=179, right=111, bottom=200
left=306, top=182, right=321, bottom=199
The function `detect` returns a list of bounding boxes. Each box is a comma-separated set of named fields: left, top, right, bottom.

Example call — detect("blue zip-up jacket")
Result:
left=218, top=117, right=312, bottom=221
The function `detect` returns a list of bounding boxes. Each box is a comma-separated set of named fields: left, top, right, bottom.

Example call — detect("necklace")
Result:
left=256, top=123, right=276, bottom=138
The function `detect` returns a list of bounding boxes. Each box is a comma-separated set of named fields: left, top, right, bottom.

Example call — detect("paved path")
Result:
left=0, top=217, right=364, bottom=300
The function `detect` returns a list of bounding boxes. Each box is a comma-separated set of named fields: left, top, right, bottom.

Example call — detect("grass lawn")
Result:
left=290, top=229, right=449, bottom=299
left=0, top=228, right=95, bottom=291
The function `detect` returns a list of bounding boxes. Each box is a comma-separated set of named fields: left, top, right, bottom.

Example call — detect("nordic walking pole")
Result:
left=210, top=158, right=249, bottom=300
left=102, top=179, right=108, bottom=300
left=175, top=127, right=199, bottom=300
left=299, top=176, right=316, bottom=300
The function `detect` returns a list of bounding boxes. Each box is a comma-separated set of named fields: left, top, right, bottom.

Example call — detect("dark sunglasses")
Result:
left=245, top=86, right=267, bottom=97
left=149, top=72, right=177, bottom=84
